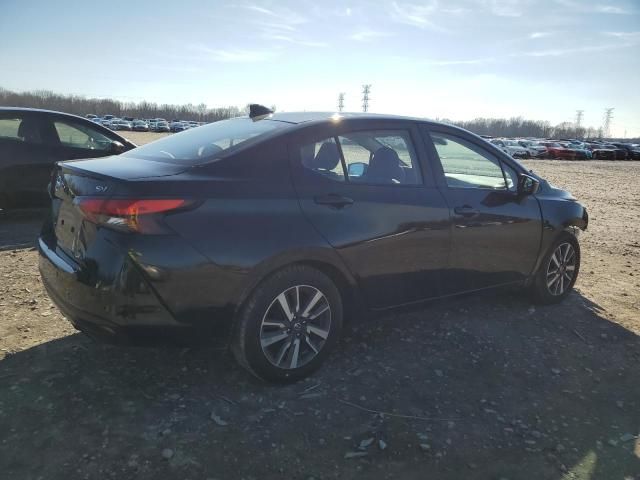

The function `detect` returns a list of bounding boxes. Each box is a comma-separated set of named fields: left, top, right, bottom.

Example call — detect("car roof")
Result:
left=267, top=111, right=420, bottom=124
left=0, top=106, right=92, bottom=121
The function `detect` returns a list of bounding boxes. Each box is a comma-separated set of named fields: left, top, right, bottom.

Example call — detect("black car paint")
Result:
left=0, top=108, right=136, bottom=209
left=38, top=113, right=588, bottom=347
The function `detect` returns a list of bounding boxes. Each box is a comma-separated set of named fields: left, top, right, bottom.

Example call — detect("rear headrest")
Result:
left=17, top=119, right=42, bottom=143
left=367, top=146, right=404, bottom=184
left=313, top=142, right=341, bottom=171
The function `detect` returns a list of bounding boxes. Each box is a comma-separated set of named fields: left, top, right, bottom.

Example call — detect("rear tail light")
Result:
left=77, top=198, right=193, bottom=233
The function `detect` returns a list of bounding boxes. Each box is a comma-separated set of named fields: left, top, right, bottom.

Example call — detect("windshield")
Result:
left=123, top=117, right=288, bottom=164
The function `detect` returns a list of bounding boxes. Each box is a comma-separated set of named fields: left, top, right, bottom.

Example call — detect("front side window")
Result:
left=300, top=130, right=421, bottom=186
left=430, top=132, right=513, bottom=190
left=53, top=121, right=113, bottom=151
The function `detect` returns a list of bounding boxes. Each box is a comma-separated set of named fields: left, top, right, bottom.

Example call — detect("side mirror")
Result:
left=518, top=173, right=540, bottom=196
left=110, top=140, right=126, bottom=154
left=348, top=162, right=366, bottom=177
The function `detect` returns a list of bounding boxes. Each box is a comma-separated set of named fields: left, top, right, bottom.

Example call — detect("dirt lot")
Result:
left=1, top=133, right=638, bottom=480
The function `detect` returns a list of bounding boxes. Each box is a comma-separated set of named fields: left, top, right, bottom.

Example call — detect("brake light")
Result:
left=77, top=198, right=191, bottom=233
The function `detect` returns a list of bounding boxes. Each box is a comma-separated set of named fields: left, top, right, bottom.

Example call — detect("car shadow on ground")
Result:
left=0, top=287, right=638, bottom=479
left=0, top=208, right=46, bottom=251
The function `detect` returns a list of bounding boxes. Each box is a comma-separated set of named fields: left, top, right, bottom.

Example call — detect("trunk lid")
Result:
left=47, top=157, right=188, bottom=261
left=61, top=155, right=188, bottom=181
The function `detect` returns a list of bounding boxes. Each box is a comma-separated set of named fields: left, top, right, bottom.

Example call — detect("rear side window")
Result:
left=0, top=118, right=21, bottom=140
left=124, top=117, right=288, bottom=164
left=301, top=137, right=346, bottom=182
left=300, top=130, right=422, bottom=186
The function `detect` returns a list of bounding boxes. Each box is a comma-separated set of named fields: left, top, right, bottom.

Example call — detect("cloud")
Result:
left=242, top=4, right=276, bottom=16
left=441, top=6, right=471, bottom=14
left=259, top=22, right=297, bottom=32
left=513, top=42, right=635, bottom=57
left=262, top=33, right=328, bottom=48
left=425, top=57, right=495, bottom=66
left=603, top=31, right=640, bottom=39
left=529, top=31, right=552, bottom=39
left=189, top=44, right=277, bottom=63
left=390, top=1, right=444, bottom=30
left=594, top=4, right=630, bottom=14
left=555, top=0, right=634, bottom=14
left=480, top=0, right=531, bottom=17
left=239, top=3, right=308, bottom=28
left=236, top=3, right=328, bottom=48
left=391, top=54, right=495, bottom=67
left=349, top=29, right=394, bottom=42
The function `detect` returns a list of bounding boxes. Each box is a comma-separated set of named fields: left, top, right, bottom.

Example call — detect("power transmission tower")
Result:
left=603, top=108, right=614, bottom=138
left=361, top=84, right=371, bottom=113
left=575, top=110, right=583, bottom=135
left=338, top=92, right=345, bottom=112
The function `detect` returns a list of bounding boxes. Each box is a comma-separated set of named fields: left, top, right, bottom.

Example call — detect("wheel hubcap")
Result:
left=260, top=285, right=331, bottom=369
left=546, top=242, right=576, bottom=296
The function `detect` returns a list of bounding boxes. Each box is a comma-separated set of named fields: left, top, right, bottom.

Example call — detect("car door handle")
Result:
left=454, top=205, right=480, bottom=217
left=314, top=194, right=354, bottom=209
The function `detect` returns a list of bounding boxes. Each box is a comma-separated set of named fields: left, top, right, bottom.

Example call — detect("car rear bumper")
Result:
left=38, top=235, right=230, bottom=347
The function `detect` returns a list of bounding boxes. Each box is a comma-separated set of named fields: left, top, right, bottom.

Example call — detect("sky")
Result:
left=1, top=0, right=639, bottom=136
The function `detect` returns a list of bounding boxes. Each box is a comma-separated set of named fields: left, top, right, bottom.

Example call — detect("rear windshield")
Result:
left=123, top=117, right=288, bottom=164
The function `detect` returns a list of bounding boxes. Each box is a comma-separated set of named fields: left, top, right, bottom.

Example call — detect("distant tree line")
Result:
left=1, top=87, right=636, bottom=141
left=0, top=88, right=242, bottom=122
left=438, top=116, right=622, bottom=141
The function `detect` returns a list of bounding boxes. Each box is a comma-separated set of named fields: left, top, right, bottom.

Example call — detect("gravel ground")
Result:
left=0, top=136, right=638, bottom=480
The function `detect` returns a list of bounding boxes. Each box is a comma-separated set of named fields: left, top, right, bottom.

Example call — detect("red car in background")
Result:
left=539, top=142, right=576, bottom=159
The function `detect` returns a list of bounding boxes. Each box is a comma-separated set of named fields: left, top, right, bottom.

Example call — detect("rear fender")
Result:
left=233, top=246, right=361, bottom=318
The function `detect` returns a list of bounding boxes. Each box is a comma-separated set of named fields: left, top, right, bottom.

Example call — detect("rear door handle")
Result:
left=454, top=205, right=480, bottom=217
left=314, top=194, right=354, bottom=209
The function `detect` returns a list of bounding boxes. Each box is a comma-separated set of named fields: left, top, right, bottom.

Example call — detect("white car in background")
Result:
left=518, top=140, right=547, bottom=158
left=490, top=139, right=529, bottom=158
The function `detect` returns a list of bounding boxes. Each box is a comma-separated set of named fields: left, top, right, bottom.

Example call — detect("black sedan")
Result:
left=38, top=107, right=588, bottom=382
left=612, top=143, right=640, bottom=160
left=0, top=108, right=136, bottom=210
left=601, top=144, right=628, bottom=160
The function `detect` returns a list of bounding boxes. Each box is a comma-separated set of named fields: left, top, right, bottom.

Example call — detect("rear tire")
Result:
left=232, top=265, right=343, bottom=383
left=530, top=233, right=580, bottom=304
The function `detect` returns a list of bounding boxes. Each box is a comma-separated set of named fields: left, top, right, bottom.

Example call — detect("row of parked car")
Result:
left=85, top=114, right=205, bottom=133
left=485, top=137, right=640, bottom=160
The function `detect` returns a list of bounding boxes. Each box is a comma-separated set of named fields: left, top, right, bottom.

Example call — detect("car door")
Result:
left=289, top=119, right=451, bottom=309
left=422, top=126, right=543, bottom=293
left=0, top=112, right=56, bottom=208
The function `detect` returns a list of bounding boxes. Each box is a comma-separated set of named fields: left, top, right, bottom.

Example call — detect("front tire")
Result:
left=530, top=233, right=580, bottom=304
left=232, top=265, right=343, bottom=383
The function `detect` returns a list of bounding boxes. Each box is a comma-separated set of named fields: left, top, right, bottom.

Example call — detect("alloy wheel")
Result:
left=259, top=285, right=332, bottom=369
left=546, top=242, right=576, bottom=296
